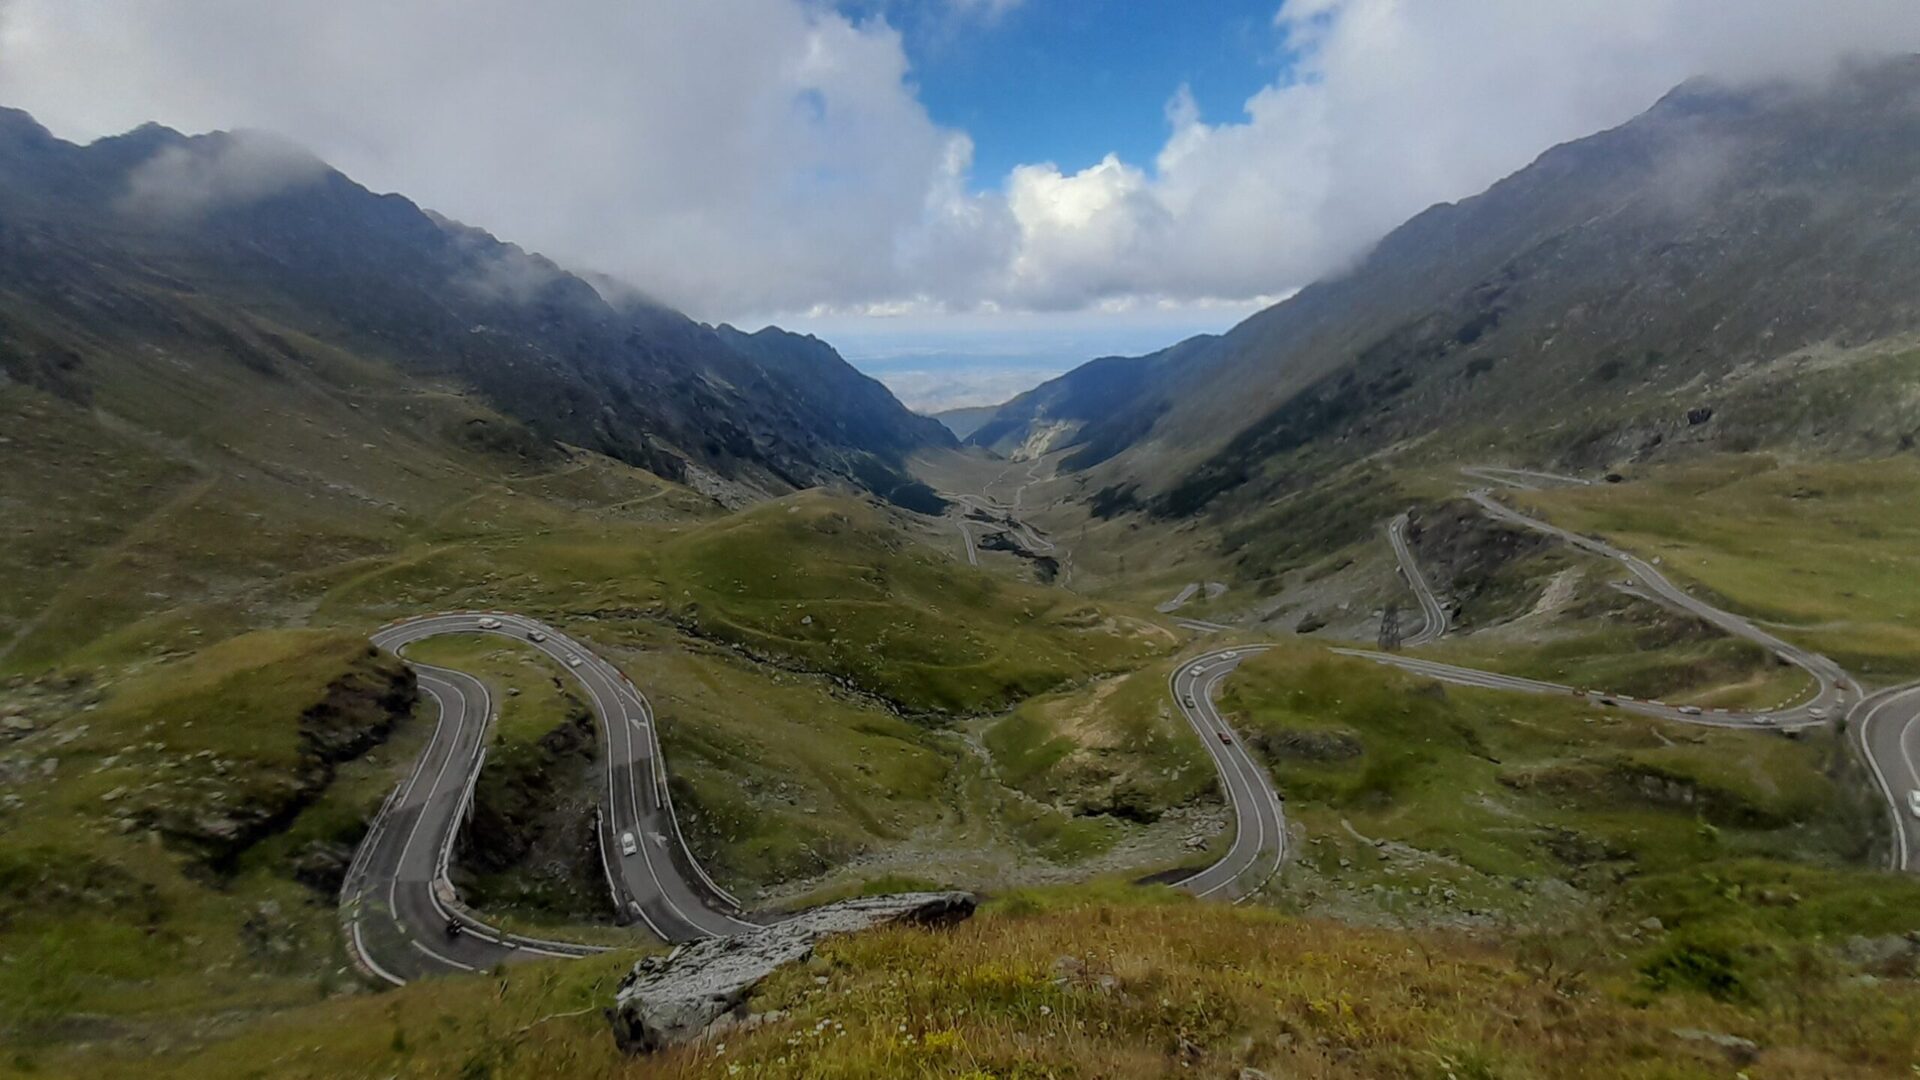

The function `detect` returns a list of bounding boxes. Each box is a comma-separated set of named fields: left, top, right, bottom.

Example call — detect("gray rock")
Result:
left=1671, top=1027, right=1760, bottom=1067
left=1840, top=932, right=1920, bottom=972
left=609, top=891, right=976, bottom=1054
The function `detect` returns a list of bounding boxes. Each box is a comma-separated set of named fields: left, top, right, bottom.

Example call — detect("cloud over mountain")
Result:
left=5, top=0, right=1917, bottom=320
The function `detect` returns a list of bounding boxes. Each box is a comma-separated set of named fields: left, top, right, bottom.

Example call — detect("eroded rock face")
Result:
left=608, top=891, right=977, bottom=1054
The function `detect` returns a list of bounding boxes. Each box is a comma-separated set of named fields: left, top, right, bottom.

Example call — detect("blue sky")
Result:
left=841, top=1, right=1292, bottom=184
left=800, top=0, right=1297, bottom=409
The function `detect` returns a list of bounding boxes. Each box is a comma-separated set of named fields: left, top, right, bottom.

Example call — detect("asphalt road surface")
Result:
left=955, top=518, right=980, bottom=566
left=1158, top=583, right=1202, bottom=613
left=1168, top=647, right=1287, bottom=902
left=1459, top=465, right=1592, bottom=490
left=1453, top=469, right=1920, bottom=867
left=1332, top=649, right=1824, bottom=730
left=336, top=657, right=604, bottom=985
left=1853, top=682, right=1920, bottom=872
left=940, top=487, right=1065, bottom=582
left=347, top=612, right=755, bottom=985
left=342, top=461, right=1920, bottom=988
left=1386, top=512, right=1449, bottom=647
left=1467, top=488, right=1859, bottom=723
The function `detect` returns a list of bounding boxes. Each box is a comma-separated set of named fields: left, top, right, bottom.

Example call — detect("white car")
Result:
left=1189, top=665, right=1204, bottom=676
left=527, top=630, right=546, bottom=642
left=477, top=617, right=502, bottom=630
left=567, top=656, right=583, bottom=668
left=1677, top=705, right=1702, bottom=716
left=1908, top=790, right=1920, bottom=819
left=620, top=831, right=638, bottom=856
left=1808, top=707, right=1829, bottom=720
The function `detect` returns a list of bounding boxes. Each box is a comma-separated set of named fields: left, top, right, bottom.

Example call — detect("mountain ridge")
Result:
left=967, top=57, right=1920, bottom=532
left=0, top=108, right=955, bottom=505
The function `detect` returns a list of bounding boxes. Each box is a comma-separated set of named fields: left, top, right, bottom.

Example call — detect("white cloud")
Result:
left=983, top=0, right=1920, bottom=311
left=946, top=0, right=1025, bottom=23
left=118, top=130, right=326, bottom=221
left=0, top=0, right=980, bottom=317
left=3, top=0, right=1918, bottom=324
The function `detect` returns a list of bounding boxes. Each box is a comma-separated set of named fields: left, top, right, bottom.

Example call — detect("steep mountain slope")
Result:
left=928, top=403, right=1001, bottom=440
left=965, top=334, right=1217, bottom=460
left=0, top=109, right=952, bottom=502
left=974, top=59, right=1920, bottom=522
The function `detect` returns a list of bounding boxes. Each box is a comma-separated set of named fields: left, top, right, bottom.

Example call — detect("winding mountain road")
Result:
left=345, top=460, right=1920, bottom=985
left=1444, top=468, right=1911, bottom=867
left=1386, top=511, right=1449, bottom=647
left=1167, top=647, right=1286, bottom=902
left=344, top=613, right=754, bottom=985
left=1332, top=649, right=1824, bottom=730
left=1852, top=682, right=1920, bottom=872
left=348, top=610, right=1285, bottom=986
left=337, top=658, right=606, bottom=985
left=1466, top=488, right=1858, bottom=716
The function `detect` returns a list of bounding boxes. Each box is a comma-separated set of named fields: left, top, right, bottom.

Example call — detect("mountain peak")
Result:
left=0, top=106, right=59, bottom=156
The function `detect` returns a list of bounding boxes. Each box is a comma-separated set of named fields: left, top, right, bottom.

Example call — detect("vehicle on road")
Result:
left=1678, top=705, right=1703, bottom=716
left=1597, top=697, right=1617, bottom=707
left=1808, top=706, right=1828, bottom=720
left=1189, top=665, right=1203, bottom=676
left=477, top=617, right=502, bottom=630
left=567, top=656, right=583, bottom=668
left=527, top=629, right=546, bottom=642
left=620, top=831, right=638, bottom=856
left=444, top=919, right=462, bottom=940
left=1218, top=730, right=1232, bottom=744
left=1908, top=790, right=1920, bottom=819
left=1184, top=695, right=1196, bottom=708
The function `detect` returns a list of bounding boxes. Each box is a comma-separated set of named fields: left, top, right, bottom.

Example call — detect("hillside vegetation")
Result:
left=13, top=887, right=1920, bottom=1078
left=0, top=630, right=415, bottom=1032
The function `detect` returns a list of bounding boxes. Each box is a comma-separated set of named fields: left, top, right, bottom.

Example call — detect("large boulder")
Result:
left=608, top=891, right=977, bottom=1054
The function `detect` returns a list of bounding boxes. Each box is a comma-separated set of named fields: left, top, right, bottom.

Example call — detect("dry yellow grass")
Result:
left=21, top=889, right=1917, bottom=1079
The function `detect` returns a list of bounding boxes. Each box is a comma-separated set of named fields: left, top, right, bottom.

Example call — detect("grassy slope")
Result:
left=649, top=494, right=1171, bottom=714
left=1419, top=570, right=1811, bottom=709
left=1518, top=454, right=1920, bottom=680
left=0, top=630, right=412, bottom=1033
left=617, top=626, right=959, bottom=898
left=0, top=308, right=1192, bottom=1056
left=316, top=491, right=1173, bottom=717
left=982, top=659, right=1223, bottom=865
left=1218, top=643, right=1919, bottom=963
left=10, top=304, right=1920, bottom=1074
left=14, top=888, right=1920, bottom=1079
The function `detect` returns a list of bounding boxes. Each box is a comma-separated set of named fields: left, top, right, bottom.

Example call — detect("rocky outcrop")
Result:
left=609, top=891, right=977, bottom=1054
left=140, top=651, right=416, bottom=874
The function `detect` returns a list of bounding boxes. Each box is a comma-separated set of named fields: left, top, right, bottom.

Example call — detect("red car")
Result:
left=1218, top=730, right=1232, bottom=744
